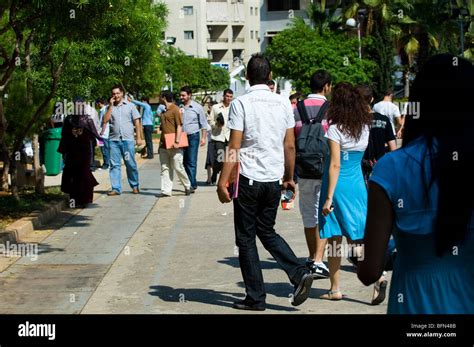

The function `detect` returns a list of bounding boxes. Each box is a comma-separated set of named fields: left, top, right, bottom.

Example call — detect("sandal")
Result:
left=371, top=279, right=388, bottom=305
left=320, top=290, right=343, bottom=301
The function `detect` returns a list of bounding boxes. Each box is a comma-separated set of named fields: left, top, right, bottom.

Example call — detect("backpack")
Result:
left=295, top=100, right=330, bottom=179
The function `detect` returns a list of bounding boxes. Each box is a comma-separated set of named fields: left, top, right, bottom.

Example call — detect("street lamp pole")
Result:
left=357, top=22, right=362, bottom=59
left=346, top=18, right=362, bottom=59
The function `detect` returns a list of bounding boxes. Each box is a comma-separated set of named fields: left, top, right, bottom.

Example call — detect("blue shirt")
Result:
left=132, top=100, right=153, bottom=126
left=108, top=99, right=141, bottom=141
left=182, top=100, right=208, bottom=135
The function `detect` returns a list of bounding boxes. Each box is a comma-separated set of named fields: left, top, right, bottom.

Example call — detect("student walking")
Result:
left=157, top=91, right=192, bottom=197
left=358, top=54, right=474, bottom=314
left=318, top=83, right=372, bottom=300
left=102, top=85, right=143, bottom=196
left=180, top=86, right=208, bottom=190
left=293, top=70, right=332, bottom=279
left=217, top=54, right=313, bottom=311
left=209, top=89, right=233, bottom=184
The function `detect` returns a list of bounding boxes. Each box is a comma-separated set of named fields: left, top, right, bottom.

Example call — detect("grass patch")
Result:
left=0, top=186, right=66, bottom=230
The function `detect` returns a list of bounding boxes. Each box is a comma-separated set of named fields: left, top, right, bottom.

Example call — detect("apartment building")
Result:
left=259, top=0, right=311, bottom=52
left=161, top=0, right=261, bottom=67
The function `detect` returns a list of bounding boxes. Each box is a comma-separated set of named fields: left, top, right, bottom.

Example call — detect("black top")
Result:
left=364, top=112, right=396, bottom=162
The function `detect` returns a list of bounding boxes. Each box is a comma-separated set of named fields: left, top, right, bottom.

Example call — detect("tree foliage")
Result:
left=266, top=19, right=377, bottom=95
left=162, top=46, right=229, bottom=96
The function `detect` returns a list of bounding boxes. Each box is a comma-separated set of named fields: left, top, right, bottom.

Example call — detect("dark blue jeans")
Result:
left=143, top=125, right=154, bottom=159
left=233, top=175, right=307, bottom=306
left=100, top=138, right=110, bottom=168
left=183, top=131, right=200, bottom=188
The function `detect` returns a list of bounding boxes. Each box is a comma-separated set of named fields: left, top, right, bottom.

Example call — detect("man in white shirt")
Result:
left=217, top=53, right=313, bottom=311
left=209, top=88, right=233, bottom=184
left=373, top=88, right=402, bottom=137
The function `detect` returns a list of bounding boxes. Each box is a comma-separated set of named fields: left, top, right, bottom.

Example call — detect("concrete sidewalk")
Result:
left=0, top=144, right=390, bottom=314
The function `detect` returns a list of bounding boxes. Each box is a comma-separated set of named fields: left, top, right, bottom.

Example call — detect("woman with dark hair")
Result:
left=319, top=82, right=372, bottom=300
left=58, top=102, right=102, bottom=208
left=358, top=54, right=474, bottom=313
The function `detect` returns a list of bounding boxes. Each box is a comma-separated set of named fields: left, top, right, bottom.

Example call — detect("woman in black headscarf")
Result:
left=58, top=102, right=102, bottom=208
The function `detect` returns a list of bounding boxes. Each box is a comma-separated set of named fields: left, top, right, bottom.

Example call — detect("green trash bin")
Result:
left=43, top=127, right=63, bottom=176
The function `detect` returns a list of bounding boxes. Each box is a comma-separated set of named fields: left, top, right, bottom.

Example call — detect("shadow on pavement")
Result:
left=148, top=285, right=297, bottom=312
left=218, top=257, right=283, bottom=270
left=340, top=265, right=358, bottom=273
left=37, top=243, right=65, bottom=255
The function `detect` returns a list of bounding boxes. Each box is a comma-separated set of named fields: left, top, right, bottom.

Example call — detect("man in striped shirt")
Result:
left=293, top=70, right=332, bottom=280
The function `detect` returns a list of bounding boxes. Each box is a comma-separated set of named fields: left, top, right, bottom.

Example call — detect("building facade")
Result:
left=161, top=0, right=261, bottom=67
left=259, top=0, right=311, bottom=52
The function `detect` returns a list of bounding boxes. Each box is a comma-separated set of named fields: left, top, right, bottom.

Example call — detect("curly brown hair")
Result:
left=327, top=82, right=372, bottom=141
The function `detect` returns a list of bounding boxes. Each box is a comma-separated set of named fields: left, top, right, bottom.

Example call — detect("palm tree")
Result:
left=307, top=0, right=343, bottom=35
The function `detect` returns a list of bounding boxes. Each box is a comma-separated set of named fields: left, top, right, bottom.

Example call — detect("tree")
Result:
left=162, top=46, right=229, bottom=97
left=266, top=19, right=377, bottom=95
left=0, top=0, right=169, bottom=198
left=307, top=0, right=344, bottom=35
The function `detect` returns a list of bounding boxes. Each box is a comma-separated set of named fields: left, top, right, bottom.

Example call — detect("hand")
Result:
left=200, top=138, right=206, bottom=146
left=127, top=96, right=132, bottom=102
left=282, top=179, right=296, bottom=193
left=217, top=184, right=231, bottom=203
left=322, top=197, right=334, bottom=217
left=172, top=142, right=180, bottom=149
left=109, top=97, right=115, bottom=105
left=100, top=130, right=104, bottom=136
left=396, top=128, right=403, bottom=139
left=136, top=139, right=144, bottom=147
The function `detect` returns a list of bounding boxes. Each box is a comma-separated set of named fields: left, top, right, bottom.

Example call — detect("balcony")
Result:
left=207, top=38, right=230, bottom=50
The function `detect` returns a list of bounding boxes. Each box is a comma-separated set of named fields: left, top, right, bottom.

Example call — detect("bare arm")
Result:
left=103, top=104, right=113, bottom=124
left=358, top=182, right=393, bottom=285
left=321, top=139, right=341, bottom=216
left=283, top=128, right=296, bottom=191
left=387, top=139, right=397, bottom=152
left=217, top=129, right=243, bottom=203
left=134, top=118, right=143, bottom=142
left=200, top=128, right=207, bottom=146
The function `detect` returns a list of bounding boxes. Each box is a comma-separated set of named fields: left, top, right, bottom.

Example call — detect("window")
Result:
left=255, top=7, right=258, bottom=16
left=183, top=6, right=194, bottom=15
left=250, top=30, right=254, bottom=39
left=184, top=31, right=194, bottom=40
left=268, top=0, right=300, bottom=11
left=250, top=7, right=253, bottom=15
left=256, top=31, right=259, bottom=39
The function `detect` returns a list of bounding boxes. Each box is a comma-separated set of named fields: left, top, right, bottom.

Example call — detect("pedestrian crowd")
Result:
left=54, top=52, right=473, bottom=314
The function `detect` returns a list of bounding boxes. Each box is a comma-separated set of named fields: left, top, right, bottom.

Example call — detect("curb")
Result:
left=0, top=151, right=150, bottom=246
left=0, top=197, right=69, bottom=245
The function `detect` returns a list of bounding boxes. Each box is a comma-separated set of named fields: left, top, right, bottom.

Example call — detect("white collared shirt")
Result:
left=209, top=102, right=231, bottom=142
left=228, top=84, right=295, bottom=182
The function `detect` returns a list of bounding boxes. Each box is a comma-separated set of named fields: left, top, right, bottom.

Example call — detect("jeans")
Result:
left=100, top=138, right=110, bottom=168
left=211, top=140, right=226, bottom=183
left=183, top=131, right=200, bottom=188
left=159, top=147, right=191, bottom=194
left=233, top=175, right=307, bottom=305
left=143, top=125, right=154, bottom=158
left=109, top=140, right=139, bottom=194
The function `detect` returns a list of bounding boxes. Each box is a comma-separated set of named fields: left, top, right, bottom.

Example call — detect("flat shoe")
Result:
left=320, top=290, right=343, bottom=301
left=371, top=280, right=388, bottom=305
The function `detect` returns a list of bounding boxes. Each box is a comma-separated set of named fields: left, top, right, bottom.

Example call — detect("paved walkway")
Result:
left=0, top=144, right=390, bottom=314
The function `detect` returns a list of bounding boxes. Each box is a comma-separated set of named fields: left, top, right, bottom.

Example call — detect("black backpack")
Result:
left=295, top=100, right=330, bottom=179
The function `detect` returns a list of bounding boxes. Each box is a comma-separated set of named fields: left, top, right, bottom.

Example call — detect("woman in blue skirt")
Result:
left=358, top=54, right=474, bottom=314
left=318, top=83, right=372, bottom=300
